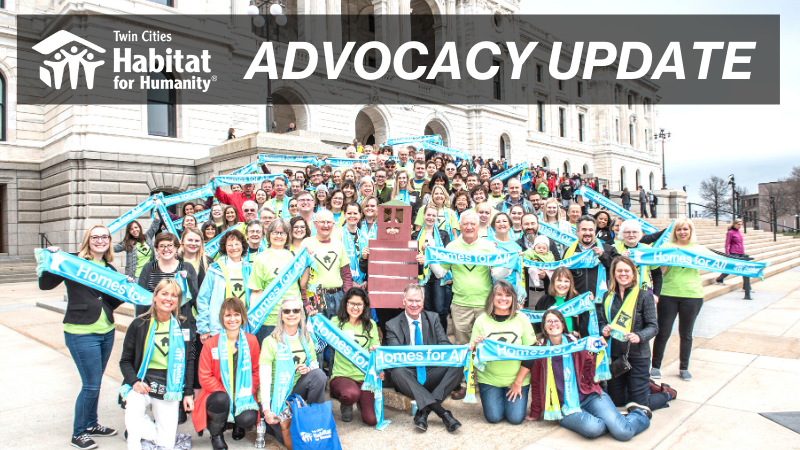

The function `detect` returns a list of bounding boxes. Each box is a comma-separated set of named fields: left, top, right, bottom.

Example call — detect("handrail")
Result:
left=688, top=202, right=799, bottom=242
left=39, top=233, right=53, bottom=249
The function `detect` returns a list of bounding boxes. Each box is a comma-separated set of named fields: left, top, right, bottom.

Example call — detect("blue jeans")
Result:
left=64, top=330, right=115, bottom=437
left=558, top=391, right=650, bottom=441
left=255, top=325, right=275, bottom=348
left=322, top=289, right=344, bottom=320
left=478, top=383, right=530, bottom=425
left=423, top=279, right=451, bottom=331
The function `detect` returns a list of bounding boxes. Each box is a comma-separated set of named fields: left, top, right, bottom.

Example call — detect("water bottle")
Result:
left=255, top=417, right=266, bottom=448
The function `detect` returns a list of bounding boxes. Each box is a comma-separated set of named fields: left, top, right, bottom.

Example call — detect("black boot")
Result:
left=231, top=425, right=246, bottom=441
left=206, top=411, right=229, bottom=450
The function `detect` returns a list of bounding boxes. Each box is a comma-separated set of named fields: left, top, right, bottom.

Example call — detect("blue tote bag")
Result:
left=287, top=394, right=343, bottom=450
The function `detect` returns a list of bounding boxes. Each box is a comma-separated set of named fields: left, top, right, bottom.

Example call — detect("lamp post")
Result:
left=770, top=196, right=776, bottom=242
left=728, top=174, right=736, bottom=217
left=654, top=128, right=671, bottom=189
left=248, top=0, right=286, bottom=133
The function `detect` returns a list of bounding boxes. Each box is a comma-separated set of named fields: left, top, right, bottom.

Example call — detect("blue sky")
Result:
left=519, top=0, right=798, bottom=200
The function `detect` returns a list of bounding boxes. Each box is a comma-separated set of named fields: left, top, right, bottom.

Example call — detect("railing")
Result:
left=39, top=233, right=53, bottom=249
left=687, top=202, right=799, bottom=242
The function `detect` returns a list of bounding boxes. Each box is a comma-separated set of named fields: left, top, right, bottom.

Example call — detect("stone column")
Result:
left=326, top=0, right=344, bottom=54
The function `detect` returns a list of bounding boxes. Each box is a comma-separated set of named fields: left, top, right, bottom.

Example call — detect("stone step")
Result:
left=698, top=250, right=800, bottom=284
left=0, top=273, right=39, bottom=283
left=702, top=255, right=800, bottom=301
left=36, top=299, right=136, bottom=333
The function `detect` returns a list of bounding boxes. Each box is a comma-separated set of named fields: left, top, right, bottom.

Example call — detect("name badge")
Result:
left=211, top=347, right=219, bottom=360
left=182, top=329, right=191, bottom=342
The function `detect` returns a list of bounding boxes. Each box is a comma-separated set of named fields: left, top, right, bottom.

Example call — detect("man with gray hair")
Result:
left=244, top=219, right=264, bottom=263
left=424, top=210, right=510, bottom=345
left=384, top=283, right=463, bottom=433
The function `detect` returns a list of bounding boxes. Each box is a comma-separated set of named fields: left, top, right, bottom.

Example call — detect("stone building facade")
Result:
left=0, top=0, right=665, bottom=261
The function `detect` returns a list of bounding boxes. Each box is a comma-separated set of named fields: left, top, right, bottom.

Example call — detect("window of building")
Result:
left=649, top=172, right=655, bottom=190
left=500, top=136, right=507, bottom=159
left=0, top=74, right=5, bottom=141
left=542, top=157, right=549, bottom=168
left=558, top=80, right=563, bottom=91
left=620, top=166, right=627, bottom=190
left=147, top=71, right=176, bottom=138
left=536, top=64, right=543, bottom=83
left=368, top=14, right=375, bottom=33
left=492, top=59, right=502, bottom=101
left=644, top=128, right=649, bottom=150
left=615, top=118, right=620, bottom=143
left=636, top=169, right=641, bottom=188
left=578, top=113, right=585, bottom=142
left=577, top=81, right=583, bottom=98
left=583, top=164, right=589, bottom=174
left=628, top=94, right=633, bottom=109
left=559, top=108, right=566, bottom=137
left=629, top=123, right=634, bottom=146
left=148, top=0, right=174, bottom=6
left=564, top=161, right=570, bottom=174
left=364, top=55, right=377, bottom=68
left=537, top=101, right=545, bottom=132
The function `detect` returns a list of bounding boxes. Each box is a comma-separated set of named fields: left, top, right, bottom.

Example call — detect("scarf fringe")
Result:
left=375, top=419, right=391, bottom=431
left=562, top=405, right=582, bottom=416
left=118, top=384, right=132, bottom=402
left=543, top=410, right=563, bottom=421
left=34, top=249, right=46, bottom=277
left=163, top=392, right=183, bottom=402
left=235, top=402, right=260, bottom=418
left=462, top=393, right=478, bottom=404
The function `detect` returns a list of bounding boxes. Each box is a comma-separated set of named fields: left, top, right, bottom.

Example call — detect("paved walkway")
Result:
left=2, top=270, right=800, bottom=450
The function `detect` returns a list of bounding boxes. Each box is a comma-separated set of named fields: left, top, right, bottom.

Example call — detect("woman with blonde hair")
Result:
left=40, top=225, right=128, bottom=449
left=651, top=218, right=705, bottom=382
left=259, top=297, right=325, bottom=446
left=120, top=279, right=195, bottom=450
left=414, top=184, right=459, bottom=240
left=541, top=197, right=573, bottom=256
left=391, top=169, right=423, bottom=220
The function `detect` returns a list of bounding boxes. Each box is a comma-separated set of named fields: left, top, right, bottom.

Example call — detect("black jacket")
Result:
left=640, top=228, right=667, bottom=246
left=616, top=242, right=664, bottom=296
left=376, top=186, right=393, bottom=204
left=598, top=288, right=658, bottom=360
left=569, top=242, right=619, bottom=298
left=38, top=254, right=124, bottom=326
left=119, top=315, right=196, bottom=396
left=411, top=229, right=451, bottom=279
left=517, top=234, right=562, bottom=297
left=137, top=260, right=199, bottom=320
left=534, top=294, right=590, bottom=340
left=385, top=310, right=451, bottom=347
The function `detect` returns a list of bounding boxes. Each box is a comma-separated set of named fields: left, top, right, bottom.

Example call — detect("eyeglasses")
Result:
left=243, top=208, right=257, bottom=213
left=347, top=302, right=365, bottom=309
left=293, top=226, right=306, bottom=231
left=282, top=308, right=302, bottom=315
left=623, top=231, right=640, bottom=235
left=298, top=199, right=314, bottom=203
left=545, top=320, right=561, bottom=325
left=271, top=231, right=287, bottom=236
left=157, top=244, right=175, bottom=250
left=316, top=221, right=334, bottom=226
left=90, top=235, right=111, bottom=242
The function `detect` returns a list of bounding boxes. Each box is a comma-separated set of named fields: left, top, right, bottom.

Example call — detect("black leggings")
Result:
left=206, top=391, right=258, bottom=430
left=651, top=295, right=703, bottom=371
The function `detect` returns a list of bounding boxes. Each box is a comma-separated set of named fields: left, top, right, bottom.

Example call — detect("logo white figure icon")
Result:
left=33, top=30, right=106, bottom=89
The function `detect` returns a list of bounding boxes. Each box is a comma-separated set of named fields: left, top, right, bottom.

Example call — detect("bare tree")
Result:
left=760, top=181, right=792, bottom=227
left=785, top=166, right=800, bottom=217
left=698, top=175, right=730, bottom=219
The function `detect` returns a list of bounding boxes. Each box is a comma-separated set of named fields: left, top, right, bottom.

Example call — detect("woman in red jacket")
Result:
left=193, top=297, right=260, bottom=450
left=508, top=310, right=651, bottom=441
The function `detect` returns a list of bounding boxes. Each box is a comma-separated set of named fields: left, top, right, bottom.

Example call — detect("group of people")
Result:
left=42, top=141, right=715, bottom=450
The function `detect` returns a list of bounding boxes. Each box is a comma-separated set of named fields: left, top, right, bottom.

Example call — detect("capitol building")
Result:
left=0, top=0, right=664, bottom=260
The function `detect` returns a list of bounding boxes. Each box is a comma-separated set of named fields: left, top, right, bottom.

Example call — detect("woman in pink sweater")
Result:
left=716, top=218, right=744, bottom=284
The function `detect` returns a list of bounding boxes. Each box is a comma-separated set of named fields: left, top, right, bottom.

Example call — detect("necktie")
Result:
left=413, top=320, right=426, bottom=385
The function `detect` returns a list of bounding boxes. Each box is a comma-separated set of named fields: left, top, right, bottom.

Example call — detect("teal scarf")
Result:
left=246, top=249, right=315, bottom=334
left=218, top=330, right=259, bottom=421
left=360, top=221, right=378, bottom=240
left=544, top=335, right=582, bottom=420
left=270, top=333, right=313, bottom=415
left=342, top=226, right=367, bottom=284
left=118, top=316, right=186, bottom=401
left=267, top=197, right=291, bottom=219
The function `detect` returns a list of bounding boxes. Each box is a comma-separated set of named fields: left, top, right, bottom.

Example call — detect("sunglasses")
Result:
left=282, top=308, right=302, bottom=315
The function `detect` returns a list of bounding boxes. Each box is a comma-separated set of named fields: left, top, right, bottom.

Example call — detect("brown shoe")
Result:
left=451, top=386, right=467, bottom=400
left=661, top=383, right=677, bottom=400
left=649, top=380, right=662, bottom=394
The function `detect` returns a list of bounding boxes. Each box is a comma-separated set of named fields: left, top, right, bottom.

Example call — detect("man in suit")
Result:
left=385, top=284, right=463, bottom=433
left=516, top=212, right=562, bottom=306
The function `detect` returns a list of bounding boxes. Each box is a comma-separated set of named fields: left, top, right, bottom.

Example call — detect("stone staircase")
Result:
left=0, top=256, right=39, bottom=284
left=641, top=218, right=800, bottom=300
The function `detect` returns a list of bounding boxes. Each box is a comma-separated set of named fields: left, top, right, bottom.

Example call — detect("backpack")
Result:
left=652, top=195, right=659, bottom=205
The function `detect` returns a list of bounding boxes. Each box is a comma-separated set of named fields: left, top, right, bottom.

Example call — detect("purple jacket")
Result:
left=725, top=228, right=744, bottom=255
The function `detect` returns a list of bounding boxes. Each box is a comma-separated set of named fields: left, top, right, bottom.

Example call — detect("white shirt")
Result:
left=406, top=312, right=423, bottom=345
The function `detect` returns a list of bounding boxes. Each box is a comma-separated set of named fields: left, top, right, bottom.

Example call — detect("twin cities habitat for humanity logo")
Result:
left=32, top=29, right=215, bottom=92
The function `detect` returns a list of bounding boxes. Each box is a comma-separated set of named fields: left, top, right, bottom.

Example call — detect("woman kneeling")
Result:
left=516, top=310, right=651, bottom=441
left=192, top=297, right=261, bottom=450
left=260, top=297, right=326, bottom=445
left=120, top=279, right=195, bottom=450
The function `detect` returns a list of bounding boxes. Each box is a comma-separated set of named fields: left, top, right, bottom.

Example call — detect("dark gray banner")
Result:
left=16, top=14, right=779, bottom=105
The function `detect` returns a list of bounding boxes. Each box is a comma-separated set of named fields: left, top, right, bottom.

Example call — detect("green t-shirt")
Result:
left=552, top=296, right=574, bottom=332
left=470, top=313, right=536, bottom=387
left=221, top=260, right=246, bottom=307
left=414, top=206, right=460, bottom=232
left=247, top=249, right=303, bottom=326
left=487, top=194, right=505, bottom=208
left=660, top=242, right=706, bottom=298
left=134, top=242, right=152, bottom=278
left=301, top=236, right=350, bottom=289
left=330, top=318, right=380, bottom=382
left=63, top=259, right=115, bottom=335
left=440, top=237, right=496, bottom=308
left=147, top=320, right=171, bottom=370
left=412, top=179, right=426, bottom=192
left=259, top=334, right=318, bottom=397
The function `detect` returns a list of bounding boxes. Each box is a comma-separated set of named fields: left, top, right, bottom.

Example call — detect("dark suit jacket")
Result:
left=517, top=234, right=562, bottom=296
left=385, top=310, right=451, bottom=346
